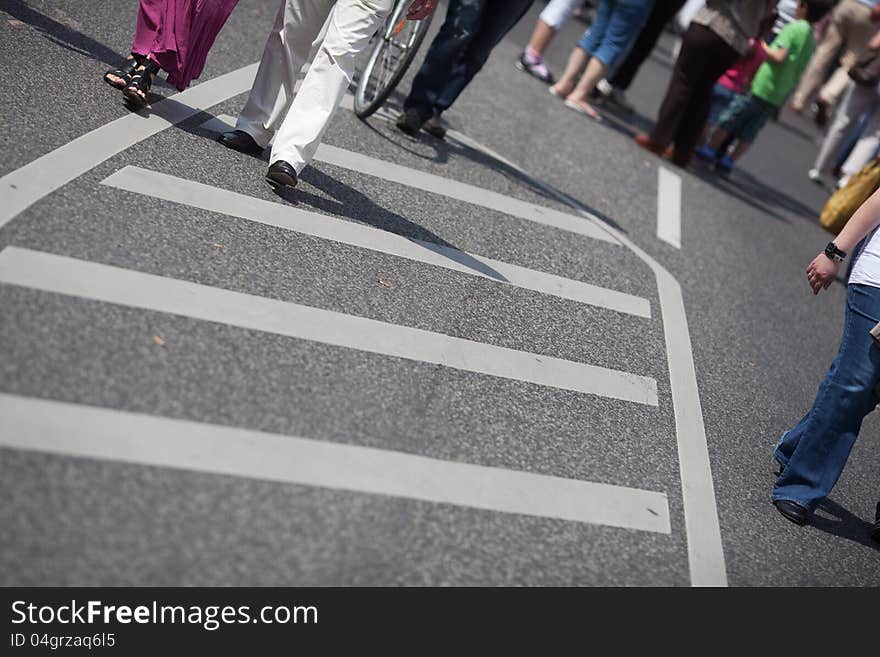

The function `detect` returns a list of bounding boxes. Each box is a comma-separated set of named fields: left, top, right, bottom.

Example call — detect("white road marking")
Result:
left=103, top=165, right=650, bottom=318
left=0, top=247, right=659, bottom=406
left=0, top=64, right=259, bottom=231
left=0, top=60, right=723, bottom=584
left=0, top=394, right=671, bottom=534
left=657, top=168, right=682, bottom=249
left=202, top=115, right=619, bottom=245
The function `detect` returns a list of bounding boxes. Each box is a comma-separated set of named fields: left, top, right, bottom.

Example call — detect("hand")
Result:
left=406, top=0, right=437, bottom=20
left=806, top=252, right=839, bottom=295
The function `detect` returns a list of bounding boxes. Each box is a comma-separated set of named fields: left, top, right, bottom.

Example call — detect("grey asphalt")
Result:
left=0, top=0, right=877, bottom=586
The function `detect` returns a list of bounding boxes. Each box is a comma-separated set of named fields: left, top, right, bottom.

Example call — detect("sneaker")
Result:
left=696, top=144, right=718, bottom=162
left=807, top=168, right=824, bottom=184
left=837, top=174, right=851, bottom=189
left=516, top=52, right=554, bottom=84
left=422, top=113, right=447, bottom=139
left=716, top=155, right=734, bottom=174
left=395, top=108, right=424, bottom=137
left=596, top=78, right=613, bottom=97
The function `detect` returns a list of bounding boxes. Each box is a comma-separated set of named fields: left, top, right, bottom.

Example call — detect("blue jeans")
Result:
left=773, top=283, right=880, bottom=511
left=403, top=0, right=534, bottom=121
left=576, top=0, right=654, bottom=71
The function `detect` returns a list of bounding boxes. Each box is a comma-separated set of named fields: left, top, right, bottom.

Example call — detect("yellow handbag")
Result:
left=820, top=158, right=880, bottom=235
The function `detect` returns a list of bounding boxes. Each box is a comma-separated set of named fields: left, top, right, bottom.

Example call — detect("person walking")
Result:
left=634, top=0, right=777, bottom=167
left=517, top=0, right=584, bottom=83
left=699, top=0, right=829, bottom=173
left=102, top=0, right=240, bottom=110
left=597, top=0, right=687, bottom=108
left=395, top=0, right=536, bottom=139
left=809, top=30, right=880, bottom=184
left=789, top=0, right=880, bottom=123
left=217, top=0, right=437, bottom=188
left=549, top=0, right=656, bottom=120
left=771, top=183, right=880, bottom=534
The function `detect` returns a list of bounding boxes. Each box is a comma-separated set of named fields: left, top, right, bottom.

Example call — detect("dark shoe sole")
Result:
left=218, top=134, right=262, bottom=155
left=774, top=500, right=809, bottom=526
left=265, top=170, right=297, bottom=189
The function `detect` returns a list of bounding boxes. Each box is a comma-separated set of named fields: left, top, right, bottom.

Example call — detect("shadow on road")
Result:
left=811, top=498, right=880, bottom=552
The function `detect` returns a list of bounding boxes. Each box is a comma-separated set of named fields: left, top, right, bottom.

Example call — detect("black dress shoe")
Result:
left=266, top=160, right=298, bottom=188
left=218, top=129, right=262, bottom=154
left=774, top=500, right=810, bottom=526
left=871, top=502, right=880, bottom=543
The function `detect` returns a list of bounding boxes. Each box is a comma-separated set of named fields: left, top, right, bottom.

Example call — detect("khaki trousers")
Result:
left=235, top=0, right=394, bottom=174
left=791, top=0, right=876, bottom=109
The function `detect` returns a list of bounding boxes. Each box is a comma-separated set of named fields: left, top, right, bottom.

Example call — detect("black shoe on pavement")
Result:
left=218, top=129, right=263, bottom=154
left=774, top=499, right=810, bottom=526
left=422, top=114, right=446, bottom=139
left=396, top=109, right=424, bottom=137
left=871, top=502, right=880, bottom=543
left=265, top=160, right=298, bottom=189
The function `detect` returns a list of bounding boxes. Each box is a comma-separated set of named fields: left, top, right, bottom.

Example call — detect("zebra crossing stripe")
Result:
left=0, top=247, right=658, bottom=406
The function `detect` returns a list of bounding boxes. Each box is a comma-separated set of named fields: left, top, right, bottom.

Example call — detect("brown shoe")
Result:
left=635, top=133, right=663, bottom=155
left=660, top=144, right=691, bottom=168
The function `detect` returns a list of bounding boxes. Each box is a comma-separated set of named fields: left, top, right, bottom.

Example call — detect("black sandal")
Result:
left=122, top=60, right=160, bottom=110
left=103, top=56, right=144, bottom=90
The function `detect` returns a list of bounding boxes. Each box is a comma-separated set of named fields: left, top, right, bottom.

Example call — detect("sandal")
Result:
left=103, top=56, right=144, bottom=90
left=122, top=60, right=160, bottom=110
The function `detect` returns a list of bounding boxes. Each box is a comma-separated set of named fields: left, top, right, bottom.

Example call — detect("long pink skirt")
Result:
left=131, top=0, right=239, bottom=91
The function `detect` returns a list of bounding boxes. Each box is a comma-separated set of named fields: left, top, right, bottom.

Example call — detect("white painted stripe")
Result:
left=202, top=115, right=619, bottom=245
left=0, top=247, right=659, bottom=405
left=103, top=166, right=650, bottom=318
left=0, top=394, right=671, bottom=533
left=657, top=168, right=682, bottom=249
left=0, top=64, right=259, bottom=231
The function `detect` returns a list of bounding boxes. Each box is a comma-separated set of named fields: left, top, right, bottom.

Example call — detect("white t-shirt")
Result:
left=849, top=226, right=880, bottom=287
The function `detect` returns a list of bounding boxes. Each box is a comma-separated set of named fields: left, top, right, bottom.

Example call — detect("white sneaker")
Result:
left=807, top=168, right=824, bottom=184
left=837, top=175, right=851, bottom=189
left=596, top=78, right=613, bottom=97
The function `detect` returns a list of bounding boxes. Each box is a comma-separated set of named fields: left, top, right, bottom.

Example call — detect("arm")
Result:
left=806, top=187, right=880, bottom=294
left=761, top=40, right=788, bottom=64
left=406, top=0, right=437, bottom=20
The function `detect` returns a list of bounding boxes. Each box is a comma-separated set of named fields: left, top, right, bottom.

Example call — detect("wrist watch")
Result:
left=824, top=241, right=847, bottom=263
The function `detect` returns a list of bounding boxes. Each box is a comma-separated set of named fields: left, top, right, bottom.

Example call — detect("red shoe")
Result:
left=634, top=133, right=663, bottom=155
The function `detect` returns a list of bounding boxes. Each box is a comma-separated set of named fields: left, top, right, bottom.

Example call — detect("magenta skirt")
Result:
left=131, top=0, right=239, bottom=91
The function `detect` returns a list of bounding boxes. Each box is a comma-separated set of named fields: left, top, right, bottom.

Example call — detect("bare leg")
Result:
left=566, top=56, right=607, bottom=104
left=708, top=128, right=730, bottom=151
left=550, top=46, right=589, bottom=96
left=729, top=140, right=751, bottom=161
left=527, top=19, right=557, bottom=58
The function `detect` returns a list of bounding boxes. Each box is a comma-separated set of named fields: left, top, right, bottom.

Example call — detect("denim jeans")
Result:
left=773, top=283, right=880, bottom=511
left=403, top=0, right=534, bottom=121
left=576, top=0, right=653, bottom=71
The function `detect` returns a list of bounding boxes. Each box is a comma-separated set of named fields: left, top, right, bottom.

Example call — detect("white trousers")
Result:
left=539, top=0, right=581, bottom=30
left=236, top=0, right=394, bottom=174
left=813, top=80, right=880, bottom=175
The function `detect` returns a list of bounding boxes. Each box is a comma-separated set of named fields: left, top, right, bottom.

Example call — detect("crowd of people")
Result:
left=99, top=0, right=880, bottom=541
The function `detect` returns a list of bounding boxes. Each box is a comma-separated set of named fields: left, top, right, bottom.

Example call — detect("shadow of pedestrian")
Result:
left=272, top=167, right=510, bottom=282
left=810, top=498, right=880, bottom=551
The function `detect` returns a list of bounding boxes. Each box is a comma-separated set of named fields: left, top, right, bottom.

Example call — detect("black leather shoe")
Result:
left=774, top=500, right=810, bottom=526
left=395, top=109, right=424, bottom=137
left=218, top=129, right=262, bottom=154
left=870, top=502, right=880, bottom=543
left=266, top=160, right=298, bottom=188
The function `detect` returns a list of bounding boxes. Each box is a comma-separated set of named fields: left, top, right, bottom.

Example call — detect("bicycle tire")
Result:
left=353, top=4, right=434, bottom=119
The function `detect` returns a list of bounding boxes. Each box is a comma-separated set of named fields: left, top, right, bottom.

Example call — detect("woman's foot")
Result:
left=549, top=81, right=575, bottom=98
left=563, top=97, right=601, bottom=120
left=122, top=60, right=160, bottom=110
left=103, top=55, right=143, bottom=90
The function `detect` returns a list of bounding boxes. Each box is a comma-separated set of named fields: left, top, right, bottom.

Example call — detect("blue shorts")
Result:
left=576, top=0, right=653, bottom=71
left=707, top=83, right=738, bottom=127
left=717, top=92, right=776, bottom=143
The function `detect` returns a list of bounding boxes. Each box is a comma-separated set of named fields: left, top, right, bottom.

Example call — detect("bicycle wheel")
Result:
left=353, top=2, right=434, bottom=119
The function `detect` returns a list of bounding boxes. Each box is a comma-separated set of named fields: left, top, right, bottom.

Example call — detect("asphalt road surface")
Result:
left=1, top=0, right=877, bottom=586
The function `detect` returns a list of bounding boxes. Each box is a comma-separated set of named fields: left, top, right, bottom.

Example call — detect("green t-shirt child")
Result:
left=751, top=19, right=815, bottom=107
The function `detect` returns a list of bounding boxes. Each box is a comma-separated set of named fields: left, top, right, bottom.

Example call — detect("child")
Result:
left=699, top=0, right=833, bottom=174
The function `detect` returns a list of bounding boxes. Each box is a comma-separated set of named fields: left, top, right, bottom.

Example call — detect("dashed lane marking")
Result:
left=657, top=167, right=682, bottom=249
